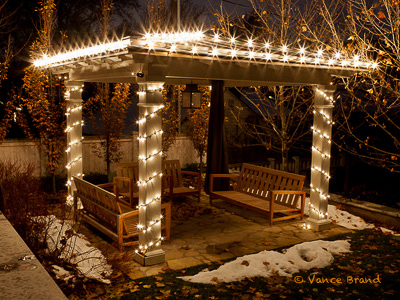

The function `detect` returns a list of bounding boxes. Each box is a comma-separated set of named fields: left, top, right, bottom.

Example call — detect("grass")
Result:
left=63, top=229, right=400, bottom=299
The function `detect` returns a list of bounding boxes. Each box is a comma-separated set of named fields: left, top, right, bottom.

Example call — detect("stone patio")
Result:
left=76, top=193, right=351, bottom=280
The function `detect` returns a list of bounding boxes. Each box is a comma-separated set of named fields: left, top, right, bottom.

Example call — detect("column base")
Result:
left=135, top=249, right=165, bottom=266
left=306, top=218, right=331, bottom=231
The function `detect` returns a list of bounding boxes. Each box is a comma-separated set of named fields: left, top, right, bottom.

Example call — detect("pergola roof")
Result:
left=34, top=31, right=376, bottom=86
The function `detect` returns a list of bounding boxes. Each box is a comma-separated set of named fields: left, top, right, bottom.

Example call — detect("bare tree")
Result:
left=301, top=0, right=400, bottom=173
left=230, top=86, right=314, bottom=170
left=84, top=0, right=131, bottom=181
left=216, top=0, right=316, bottom=170
left=0, top=0, right=19, bottom=143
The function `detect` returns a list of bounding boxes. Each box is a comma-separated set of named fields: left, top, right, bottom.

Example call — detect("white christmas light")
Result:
left=137, top=171, right=163, bottom=186
left=249, top=51, right=256, bottom=59
left=212, top=48, right=218, bottom=57
left=138, top=150, right=163, bottom=162
left=34, top=39, right=131, bottom=67
left=34, top=31, right=375, bottom=70
left=136, top=195, right=161, bottom=209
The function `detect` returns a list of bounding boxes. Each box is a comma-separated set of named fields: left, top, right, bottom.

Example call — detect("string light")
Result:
left=310, top=203, right=329, bottom=218
left=311, top=166, right=331, bottom=179
left=65, top=120, right=84, bottom=133
left=136, top=105, right=164, bottom=125
left=316, top=88, right=335, bottom=104
left=249, top=51, right=256, bottom=59
left=312, top=146, right=331, bottom=159
left=34, top=38, right=131, bottom=67
left=137, top=171, right=163, bottom=186
left=137, top=216, right=163, bottom=233
left=66, top=156, right=82, bottom=170
left=137, top=129, right=163, bottom=142
left=136, top=195, right=161, bottom=210
left=310, top=184, right=331, bottom=200
left=311, top=126, right=331, bottom=141
left=135, top=236, right=164, bottom=254
left=34, top=31, right=377, bottom=70
left=136, top=100, right=165, bottom=254
left=138, top=150, right=163, bottom=162
left=212, top=48, right=219, bottom=57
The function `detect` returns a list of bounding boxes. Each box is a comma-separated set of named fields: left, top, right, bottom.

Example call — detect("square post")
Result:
left=306, top=85, right=334, bottom=231
left=135, top=82, right=166, bottom=266
left=65, top=81, right=83, bottom=206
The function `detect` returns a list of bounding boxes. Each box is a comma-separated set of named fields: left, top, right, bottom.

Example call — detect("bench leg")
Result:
left=269, top=212, right=273, bottom=226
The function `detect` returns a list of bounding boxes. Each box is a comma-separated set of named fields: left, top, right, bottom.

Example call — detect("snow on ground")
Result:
left=35, top=215, right=112, bottom=284
left=180, top=240, right=350, bottom=284
left=180, top=196, right=398, bottom=284
left=302, top=198, right=375, bottom=230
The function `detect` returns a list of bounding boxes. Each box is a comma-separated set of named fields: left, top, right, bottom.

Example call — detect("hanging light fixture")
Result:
left=182, top=84, right=201, bottom=108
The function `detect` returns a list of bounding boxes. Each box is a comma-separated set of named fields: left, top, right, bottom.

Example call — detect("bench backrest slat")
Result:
left=74, top=177, right=126, bottom=231
left=236, top=163, right=305, bottom=209
left=163, top=160, right=183, bottom=188
left=115, top=162, right=139, bottom=191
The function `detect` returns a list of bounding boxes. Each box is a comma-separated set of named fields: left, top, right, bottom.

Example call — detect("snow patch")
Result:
left=35, top=215, right=112, bottom=284
left=52, top=265, right=74, bottom=281
left=302, top=198, right=374, bottom=230
left=179, top=240, right=350, bottom=284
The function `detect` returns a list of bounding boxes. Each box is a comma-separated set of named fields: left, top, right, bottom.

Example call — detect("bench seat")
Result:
left=210, top=163, right=306, bottom=225
left=74, top=176, right=171, bottom=250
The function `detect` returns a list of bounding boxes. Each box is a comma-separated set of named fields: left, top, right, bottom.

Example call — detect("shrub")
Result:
left=0, top=161, right=48, bottom=250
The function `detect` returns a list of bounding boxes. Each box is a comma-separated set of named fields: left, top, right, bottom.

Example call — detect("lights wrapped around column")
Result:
left=134, top=102, right=165, bottom=255
left=65, top=82, right=84, bottom=205
left=305, top=87, right=335, bottom=231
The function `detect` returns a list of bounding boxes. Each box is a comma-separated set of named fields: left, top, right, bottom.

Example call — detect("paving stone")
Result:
left=144, top=265, right=168, bottom=277
left=295, top=232, right=320, bottom=240
left=165, top=249, right=184, bottom=260
left=71, top=195, right=356, bottom=281
left=126, top=269, right=147, bottom=280
left=201, top=252, right=235, bottom=261
left=167, top=257, right=203, bottom=270
left=275, top=236, right=303, bottom=247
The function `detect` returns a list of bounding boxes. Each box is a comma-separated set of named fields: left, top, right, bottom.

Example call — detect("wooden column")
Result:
left=306, top=85, right=334, bottom=231
left=65, top=81, right=83, bottom=206
left=135, top=82, right=165, bottom=266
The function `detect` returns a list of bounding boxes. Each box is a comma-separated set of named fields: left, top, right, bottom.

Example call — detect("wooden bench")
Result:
left=162, top=160, right=201, bottom=202
left=209, top=163, right=306, bottom=225
left=73, top=176, right=171, bottom=250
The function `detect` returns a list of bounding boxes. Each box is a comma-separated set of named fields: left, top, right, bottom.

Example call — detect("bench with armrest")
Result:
left=162, top=160, right=201, bottom=202
left=209, top=163, right=306, bottom=225
left=73, top=176, right=171, bottom=250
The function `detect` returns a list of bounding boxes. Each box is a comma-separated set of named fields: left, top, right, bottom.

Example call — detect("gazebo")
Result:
left=34, top=31, right=375, bottom=265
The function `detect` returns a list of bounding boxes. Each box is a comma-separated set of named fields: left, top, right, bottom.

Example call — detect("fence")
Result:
left=0, top=133, right=200, bottom=176
left=228, top=155, right=345, bottom=174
